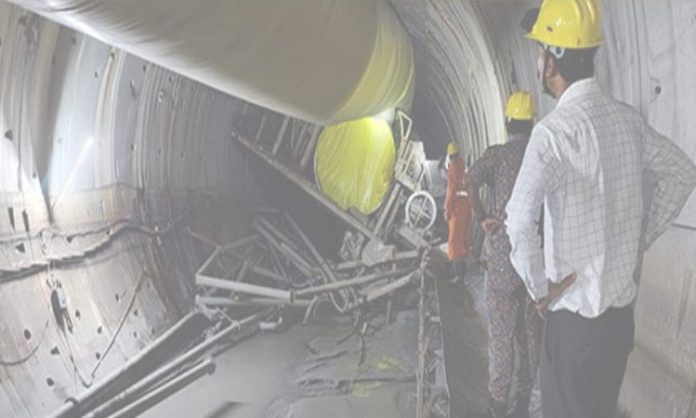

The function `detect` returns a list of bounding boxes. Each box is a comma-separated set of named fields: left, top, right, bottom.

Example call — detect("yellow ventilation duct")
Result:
left=315, top=118, right=396, bottom=215
left=10, top=0, right=414, bottom=125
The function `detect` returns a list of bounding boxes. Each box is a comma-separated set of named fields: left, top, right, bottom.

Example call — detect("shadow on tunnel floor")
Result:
left=435, top=256, right=542, bottom=418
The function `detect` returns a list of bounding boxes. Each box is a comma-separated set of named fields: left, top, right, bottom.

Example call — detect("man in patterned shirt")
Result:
left=507, top=1, right=696, bottom=417
left=466, top=91, right=556, bottom=418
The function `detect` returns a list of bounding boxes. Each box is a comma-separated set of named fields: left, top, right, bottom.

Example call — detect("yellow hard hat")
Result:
left=526, top=0, right=604, bottom=49
left=505, top=91, right=536, bottom=121
left=447, top=142, right=459, bottom=156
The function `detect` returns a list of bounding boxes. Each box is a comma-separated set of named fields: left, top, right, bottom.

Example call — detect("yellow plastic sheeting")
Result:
left=11, top=0, right=414, bottom=125
left=333, top=0, right=415, bottom=121
left=315, top=118, right=396, bottom=214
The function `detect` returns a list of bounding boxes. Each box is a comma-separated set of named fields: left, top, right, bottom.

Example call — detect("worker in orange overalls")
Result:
left=444, top=142, right=471, bottom=283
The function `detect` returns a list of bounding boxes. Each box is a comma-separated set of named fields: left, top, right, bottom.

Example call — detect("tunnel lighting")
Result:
left=51, top=135, right=95, bottom=211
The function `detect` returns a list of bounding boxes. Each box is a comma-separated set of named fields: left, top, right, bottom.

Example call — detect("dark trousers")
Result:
left=541, top=306, right=634, bottom=418
left=451, top=258, right=466, bottom=278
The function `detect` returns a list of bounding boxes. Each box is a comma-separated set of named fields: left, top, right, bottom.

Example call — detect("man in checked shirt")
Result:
left=506, top=1, right=696, bottom=417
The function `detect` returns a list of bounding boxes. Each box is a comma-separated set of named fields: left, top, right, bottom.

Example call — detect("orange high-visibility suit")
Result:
left=445, top=156, right=471, bottom=261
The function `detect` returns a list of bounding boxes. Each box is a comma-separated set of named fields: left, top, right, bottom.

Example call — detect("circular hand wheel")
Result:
left=405, top=191, right=437, bottom=231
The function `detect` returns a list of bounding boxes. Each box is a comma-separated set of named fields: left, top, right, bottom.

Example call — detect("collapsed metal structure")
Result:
left=231, top=106, right=448, bottom=417
left=34, top=100, right=449, bottom=417
left=185, top=105, right=451, bottom=418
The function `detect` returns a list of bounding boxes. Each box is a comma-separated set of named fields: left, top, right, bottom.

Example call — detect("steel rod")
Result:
left=254, top=114, right=266, bottom=143
left=221, top=235, right=259, bottom=252
left=333, top=250, right=419, bottom=272
left=365, top=274, right=413, bottom=303
left=272, top=116, right=290, bottom=155
left=340, top=273, right=415, bottom=312
left=277, top=242, right=317, bottom=277
left=197, top=274, right=293, bottom=302
left=291, top=123, right=309, bottom=161
left=249, top=264, right=287, bottom=283
left=254, top=219, right=315, bottom=275
left=300, top=125, right=321, bottom=170
left=373, top=183, right=402, bottom=235
left=47, top=311, right=209, bottom=418
left=109, top=358, right=216, bottom=418
left=255, top=217, right=303, bottom=255
left=196, top=247, right=222, bottom=277
left=234, top=260, right=249, bottom=282
left=84, top=309, right=271, bottom=418
left=197, top=296, right=311, bottom=308
left=221, top=248, right=288, bottom=283
left=266, top=240, right=290, bottom=281
left=283, top=213, right=337, bottom=284
left=295, top=267, right=416, bottom=298
left=260, top=215, right=324, bottom=280
left=282, top=212, right=354, bottom=309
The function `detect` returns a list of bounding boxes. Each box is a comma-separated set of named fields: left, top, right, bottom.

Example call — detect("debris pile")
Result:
left=191, top=209, right=423, bottom=324
left=187, top=209, right=449, bottom=418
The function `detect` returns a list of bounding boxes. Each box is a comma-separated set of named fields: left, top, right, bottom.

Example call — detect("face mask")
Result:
left=538, top=50, right=553, bottom=97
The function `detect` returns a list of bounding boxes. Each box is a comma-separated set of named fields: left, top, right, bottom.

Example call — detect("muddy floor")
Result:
left=144, top=257, right=541, bottom=418
left=143, top=311, right=420, bottom=418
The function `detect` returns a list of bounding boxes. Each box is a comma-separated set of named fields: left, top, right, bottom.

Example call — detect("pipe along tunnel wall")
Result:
left=1, top=0, right=696, bottom=416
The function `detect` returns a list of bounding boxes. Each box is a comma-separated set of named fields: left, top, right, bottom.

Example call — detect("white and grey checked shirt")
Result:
left=506, top=78, right=696, bottom=318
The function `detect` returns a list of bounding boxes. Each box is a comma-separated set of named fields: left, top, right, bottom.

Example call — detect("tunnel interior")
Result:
left=1, top=1, right=696, bottom=417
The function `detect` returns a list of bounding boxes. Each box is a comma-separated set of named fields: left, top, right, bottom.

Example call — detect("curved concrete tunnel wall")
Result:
left=0, top=5, right=272, bottom=415
left=1, top=1, right=696, bottom=417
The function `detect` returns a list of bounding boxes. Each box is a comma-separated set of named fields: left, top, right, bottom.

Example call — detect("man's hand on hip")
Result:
left=534, top=272, right=578, bottom=319
left=481, top=217, right=503, bottom=234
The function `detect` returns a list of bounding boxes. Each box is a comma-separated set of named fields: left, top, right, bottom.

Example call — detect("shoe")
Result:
left=508, top=394, right=530, bottom=418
